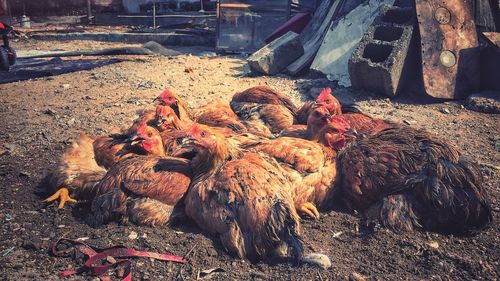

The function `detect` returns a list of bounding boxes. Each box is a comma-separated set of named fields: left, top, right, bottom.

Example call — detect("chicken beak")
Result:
left=128, top=135, right=144, bottom=146
left=153, top=96, right=162, bottom=104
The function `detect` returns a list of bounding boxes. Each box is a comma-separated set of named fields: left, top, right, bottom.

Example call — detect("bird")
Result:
left=46, top=123, right=167, bottom=208
left=192, top=99, right=247, bottom=133
left=173, top=123, right=304, bottom=261
left=45, top=132, right=107, bottom=209
left=244, top=106, right=338, bottom=219
left=154, top=89, right=192, bottom=122
left=86, top=124, right=191, bottom=227
left=320, top=117, right=493, bottom=233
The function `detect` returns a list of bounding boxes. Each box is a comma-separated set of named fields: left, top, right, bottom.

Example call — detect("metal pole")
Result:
left=86, top=0, right=92, bottom=22
left=153, top=0, right=156, bottom=29
left=199, top=0, right=205, bottom=13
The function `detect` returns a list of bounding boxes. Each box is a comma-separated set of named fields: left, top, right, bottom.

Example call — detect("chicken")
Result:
left=86, top=123, right=191, bottom=226
left=154, top=89, right=192, bottom=122
left=45, top=133, right=107, bottom=208
left=279, top=105, right=331, bottom=140
left=87, top=155, right=191, bottom=227
left=154, top=104, right=188, bottom=132
left=192, top=99, right=247, bottom=133
left=295, top=87, right=341, bottom=124
left=230, top=86, right=297, bottom=136
left=46, top=124, right=167, bottom=208
left=322, top=117, right=492, bottom=233
left=174, top=124, right=303, bottom=261
left=311, top=87, right=394, bottom=135
left=247, top=137, right=337, bottom=220
left=245, top=106, right=336, bottom=219
left=93, top=122, right=165, bottom=169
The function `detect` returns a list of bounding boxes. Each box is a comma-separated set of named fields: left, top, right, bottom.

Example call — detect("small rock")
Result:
left=44, top=108, right=56, bottom=116
left=350, top=272, right=367, bottom=281
left=19, top=171, right=31, bottom=178
left=106, top=256, right=117, bottom=264
left=466, top=91, right=500, bottom=114
left=302, top=253, right=331, bottom=269
left=22, top=238, right=42, bottom=251
left=440, top=107, right=451, bottom=114
left=61, top=84, right=71, bottom=89
left=67, top=118, right=75, bottom=126
left=428, top=241, right=439, bottom=249
left=403, top=119, right=416, bottom=125
left=128, top=231, right=138, bottom=240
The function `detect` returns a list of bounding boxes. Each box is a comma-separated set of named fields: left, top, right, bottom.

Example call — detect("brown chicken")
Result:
left=296, top=87, right=342, bottom=124
left=279, top=105, right=332, bottom=140
left=312, top=87, right=394, bottom=135
left=154, top=89, right=192, bottom=122
left=192, top=99, right=247, bottom=133
left=86, top=126, right=191, bottom=227
left=173, top=124, right=303, bottom=261
left=93, top=122, right=165, bottom=169
left=230, top=86, right=297, bottom=136
left=45, top=133, right=107, bottom=208
left=245, top=106, right=336, bottom=219
left=154, top=104, right=188, bottom=132
left=45, top=124, right=165, bottom=208
left=321, top=117, right=492, bottom=233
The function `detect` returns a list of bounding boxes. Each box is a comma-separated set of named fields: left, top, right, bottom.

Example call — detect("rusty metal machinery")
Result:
left=416, top=0, right=480, bottom=99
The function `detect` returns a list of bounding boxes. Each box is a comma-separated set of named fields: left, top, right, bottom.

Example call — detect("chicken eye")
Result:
left=314, top=112, right=321, bottom=117
left=200, top=131, right=206, bottom=137
left=148, top=132, right=153, bottom=137
left=325, top=100, right=331, bottom=104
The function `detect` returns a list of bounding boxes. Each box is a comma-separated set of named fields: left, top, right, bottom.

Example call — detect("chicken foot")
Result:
left=298, top=202, right=320, bottom=219
left=45, top=187, right=77, bottom=209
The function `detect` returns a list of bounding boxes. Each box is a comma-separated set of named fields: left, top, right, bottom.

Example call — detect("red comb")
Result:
left=317, top=87, right=332, bottom=99
left=137, top=122, right=148, bottom=136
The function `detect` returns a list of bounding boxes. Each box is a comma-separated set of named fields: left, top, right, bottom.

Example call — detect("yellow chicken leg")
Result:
left=45, top=187, right=77, bottom=209
left=298, top=202, right=320, bottom=219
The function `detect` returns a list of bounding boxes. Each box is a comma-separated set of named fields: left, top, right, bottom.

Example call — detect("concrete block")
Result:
left=348, top=4, right=417, bottom=97
left=247, top=31, right=304, bottom=75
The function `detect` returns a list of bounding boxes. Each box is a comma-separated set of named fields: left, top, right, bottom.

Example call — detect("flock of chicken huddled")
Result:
left=45, top=85, right=493, bottom=262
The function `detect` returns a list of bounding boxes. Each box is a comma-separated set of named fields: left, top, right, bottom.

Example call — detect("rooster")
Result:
left=154, top=89, right=192, bottom=122
left=296, top=87, right=342, bottom=124
left=173, top=124, right=304, bottom=261
left=321, top=117, right=493, bottom=233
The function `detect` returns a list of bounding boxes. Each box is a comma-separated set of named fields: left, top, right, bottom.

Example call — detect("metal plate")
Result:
left=416, top=0, right=480, bottom=99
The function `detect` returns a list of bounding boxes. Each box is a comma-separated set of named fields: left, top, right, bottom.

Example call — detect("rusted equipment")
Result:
left=415, top=0, right=480, bottom=99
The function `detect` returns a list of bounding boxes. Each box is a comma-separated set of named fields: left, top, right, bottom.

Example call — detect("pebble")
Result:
left=350, top=272, right=367, bottom=281
left=440, top=107, right=451, bottom=114
left=44, top=108, right=56, bottom=116
left=404, top=119, right=416, bottom=125
left=302, top=253, right=331, bottom=269
left=61, top=84, right=71, bottom=89
left=428, top=241, right=439, bottom=249
left=128, top=231, right=138, bottom=240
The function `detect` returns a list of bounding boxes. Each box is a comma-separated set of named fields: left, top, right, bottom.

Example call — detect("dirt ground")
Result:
left=0, top=37, right=498, bottom=280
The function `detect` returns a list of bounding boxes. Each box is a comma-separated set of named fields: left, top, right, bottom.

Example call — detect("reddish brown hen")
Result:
left=154, top=89, right=192, bottom=122
left=45, top=133, right=107, bottom=208
left=46, top=124, right=167, bottom=209
left=174, top=124, right=303, bottom=261
left=230, top=86, right=297, bottom=136
left=322, top=117, right=492, bottom=233
left=87, top=127, right=191, bottom=227
left=93, top=122, right=165, bottom=169
left=192, top=99, right=247, bottom=133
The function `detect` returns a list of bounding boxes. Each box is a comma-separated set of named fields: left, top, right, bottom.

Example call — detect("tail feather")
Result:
left=265, top=200, right=304, bottom=262
left=416, top=157, right=492, bottom=232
